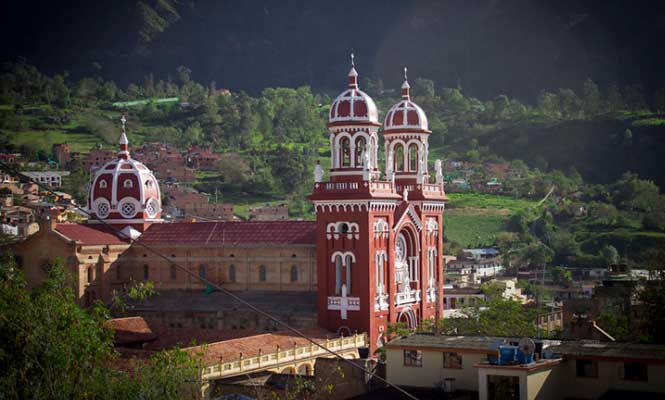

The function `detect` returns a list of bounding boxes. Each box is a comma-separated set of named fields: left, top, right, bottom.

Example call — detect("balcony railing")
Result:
left=395, top=289, right=421, bottom=306
left=201, top=333, right=367, bottom=380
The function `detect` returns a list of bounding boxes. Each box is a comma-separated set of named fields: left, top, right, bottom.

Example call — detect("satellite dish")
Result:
left=519, top=337, right=536, bottom=355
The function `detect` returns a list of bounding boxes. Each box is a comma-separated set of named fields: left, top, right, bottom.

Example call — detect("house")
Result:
left=249, top=204, right=290, bottom=221
left=384, top=333, right=665, bottom=400
left=52, top=143, right=71, bottom=167
left=21, top=171, right=70, bottom=188
left=81, top=149, right=116, bottom=171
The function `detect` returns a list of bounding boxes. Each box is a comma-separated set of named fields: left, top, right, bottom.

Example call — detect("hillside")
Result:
left=484, top=114, right=665, bottom=188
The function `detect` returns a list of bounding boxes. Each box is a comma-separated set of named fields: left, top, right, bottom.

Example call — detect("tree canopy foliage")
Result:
left=0, top=255, right=202, bottom=400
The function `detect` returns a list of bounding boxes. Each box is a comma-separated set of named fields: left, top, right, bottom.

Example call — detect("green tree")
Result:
left=444, top=297, right=540, bottom=337
left=0, top=255, right=202, bottom=399
left=582, top=78, right=602, bottom=117
left=599, top=245, right=620, bottom=266
left=606, top=83, right=624, bottom=112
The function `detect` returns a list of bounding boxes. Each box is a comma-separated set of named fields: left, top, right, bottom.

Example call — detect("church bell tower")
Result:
left=311, top=58, right=447, bottom=352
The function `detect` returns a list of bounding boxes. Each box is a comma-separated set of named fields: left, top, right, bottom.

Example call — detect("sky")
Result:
left=2, top=0, right=665, bottom=101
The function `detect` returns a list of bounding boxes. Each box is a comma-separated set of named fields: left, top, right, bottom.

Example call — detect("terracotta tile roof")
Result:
left=186, top=329, right=334, bottom=365
left=55, top=223, right=129, bottom=245
left=104, top=316, right=157, bottom=345
left=137, top=221, right=316, bottom=246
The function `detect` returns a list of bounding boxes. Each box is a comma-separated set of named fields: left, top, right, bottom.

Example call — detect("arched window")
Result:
left=290, top=265, right=299, bottom=282
left=259, top=265, right=267, bottom=282
left=409, top=144, right=418, bottom=172
left=143, top=264, right=149, bottom=280
left=370, top=136, right=377, bottom=167
left=354, top=137, right=366, bottom=167
left=341, top=138, right=351, bottom=167
left=87, top=266, right=93, bottom=283
left=394, top=143, right=404, bottom=172
left=170, top=264, right=177, bottom=280
left=228, top=265, right=236, bottom=282
left=335, top=256, right=343, bottom=295
left=376, top=252, right=385, bottom=294
left=199, top=265, right=206, bottom=280
left=99, top=180, right=108, bottom=189
left=123, top=179, right=133, bottom=188
left=345, top=254, right=353, bottom=295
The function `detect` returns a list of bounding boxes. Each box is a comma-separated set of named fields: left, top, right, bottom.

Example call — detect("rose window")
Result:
left=97, top=202, right=109, bottom=218
left=121, top=202, right=136, bottom=217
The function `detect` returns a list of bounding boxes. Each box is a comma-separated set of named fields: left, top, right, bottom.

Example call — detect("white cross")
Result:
left=328, top=284, right=359, bottom=320
left=120, top=115, right=127, bottom=133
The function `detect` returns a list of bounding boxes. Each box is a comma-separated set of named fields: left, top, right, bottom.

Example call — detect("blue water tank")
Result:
left=498, top=346, right=518, bottom=365
left=517, top=350, right=534, bottom=364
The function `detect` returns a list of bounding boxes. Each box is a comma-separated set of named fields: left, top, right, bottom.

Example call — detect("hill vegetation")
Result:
left=1, top=60, right=664, bottom=268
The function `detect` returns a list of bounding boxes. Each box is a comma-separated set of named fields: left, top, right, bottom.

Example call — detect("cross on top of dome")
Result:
left=118, top=114, right=130, bottom=159
left=348, top=52, right=359, bottom=87
left=401, top=67, right=411, bottom=100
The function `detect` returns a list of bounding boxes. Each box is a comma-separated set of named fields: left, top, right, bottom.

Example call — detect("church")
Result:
left=14, top=58, right=447, bottom=351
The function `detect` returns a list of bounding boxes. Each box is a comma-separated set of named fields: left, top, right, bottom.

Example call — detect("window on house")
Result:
left=99, top=180, right=107, bottom=188
left=623, top=362, right=648, bottom=381
left=228, top=265, right=236, bottom=282
left=443, top=352, right=463, bottom=369
left=143, top=264, right=149, bottom=280
left=403, top=350, right=422, bottom=367
left=290, top=265, right=298, bottom=282
left=87, top=267, right=93, bottom=283
left=259, top=265, right=267, bottom=282
left=170, top=264, right=177, bottom=280
left=576, top=359, right=598, bottom=378
left=123, top=179, right=133, bottom=188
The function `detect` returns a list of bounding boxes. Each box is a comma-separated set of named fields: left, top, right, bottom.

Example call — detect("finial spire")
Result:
left=121, top=114, right=127, bottom=135
left=401, top=66, right=411, bottom=100
left=347, top=53, right=358, bottom=88
left=118, top=114, right=130, bottom=159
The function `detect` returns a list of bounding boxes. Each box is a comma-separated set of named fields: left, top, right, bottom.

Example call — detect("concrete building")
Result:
left=22, top=171, right=70, bottom=187
left=249, top=204, right=290, bottom=221
left=384, top=333, right=665, bottom=399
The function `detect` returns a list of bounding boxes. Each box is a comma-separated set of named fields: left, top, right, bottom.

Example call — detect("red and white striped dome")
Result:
left=328, top=64, right=379, bottom=126
left=88, top=128, right=162, bottom=223
left=383, top=78, right=430, bottom=133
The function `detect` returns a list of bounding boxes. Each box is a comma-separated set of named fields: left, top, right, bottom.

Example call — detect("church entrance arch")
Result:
left=397, top=307, right=418, bottom=329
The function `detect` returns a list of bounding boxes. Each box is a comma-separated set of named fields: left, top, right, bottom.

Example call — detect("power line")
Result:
left=0, top=161, right=420, bottom=400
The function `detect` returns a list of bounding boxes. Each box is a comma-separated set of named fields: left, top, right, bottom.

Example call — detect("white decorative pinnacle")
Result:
left=119, top=115, right=129, bottom=145
left=348, top=52, right=358, bottom=77
left=401, top=67, right=410, bottom=89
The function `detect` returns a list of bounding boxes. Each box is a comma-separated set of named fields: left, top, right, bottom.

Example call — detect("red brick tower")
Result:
left=312, top=60, right=447, bottom=352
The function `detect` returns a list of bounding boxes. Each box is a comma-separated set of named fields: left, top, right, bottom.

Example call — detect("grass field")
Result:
left=7, top=129, right=101, bottom=153
left=444, top=193, right=540, bottom=247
